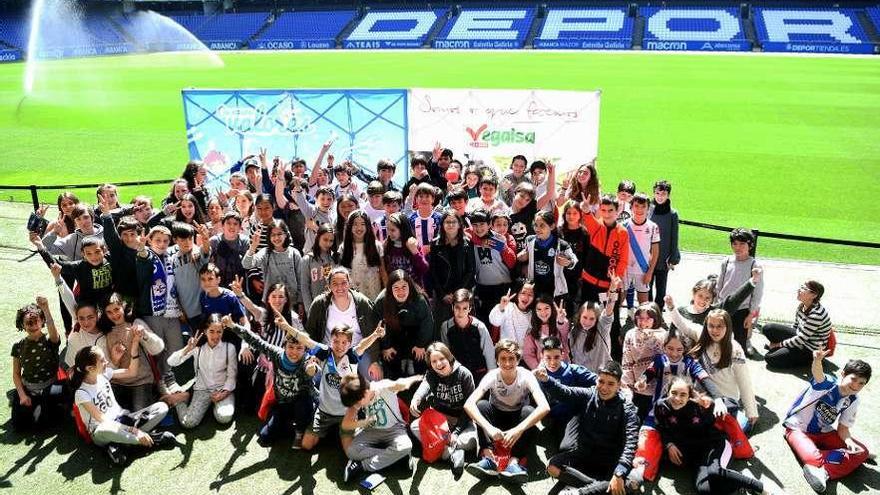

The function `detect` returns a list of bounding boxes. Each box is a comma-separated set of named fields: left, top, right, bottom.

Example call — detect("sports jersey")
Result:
left=623, top=218, right=660, bottom=274
left=409, top=210, right=442, bottom=250
left=785, top=375, right=859, bottom=434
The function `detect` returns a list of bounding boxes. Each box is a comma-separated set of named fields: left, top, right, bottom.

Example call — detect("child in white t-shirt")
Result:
left=464, top=339, right=550, bottom=484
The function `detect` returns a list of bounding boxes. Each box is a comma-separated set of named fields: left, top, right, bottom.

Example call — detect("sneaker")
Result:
left=466, top=457, right=498, bottom=478
left=344, top=459, right=365, bottom=483
left=149, top=431, right=177, bottom=448
left=106, top=444, right=128, bottom=466
left=500, top=459, right=528, bottom=483
left=450, top=448, right=465, bottom=477
left=802, top=464, right=828, bottom=493
left=291, top=431, right=304, bottom=450
left=627, top=464, right=645, bottom=491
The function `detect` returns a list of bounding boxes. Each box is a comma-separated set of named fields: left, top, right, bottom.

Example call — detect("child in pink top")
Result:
left=622, top=302, right=666, bottom=421
left=522, top=297, right=570, bottom=369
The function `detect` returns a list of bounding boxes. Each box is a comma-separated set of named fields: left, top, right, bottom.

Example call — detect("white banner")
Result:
left=407, top=88, right=601, bottom=180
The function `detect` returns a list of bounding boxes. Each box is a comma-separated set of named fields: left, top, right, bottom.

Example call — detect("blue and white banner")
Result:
left=207, top=41, right=242, bottom=50
left=181, top=89, right=409, bottom=190
left=253, top=39, right=335, bottom=50
left=0, top=49, right=22, bottom=63
left=36, top=43, right=132, bottom=59
left=643, top=40, right=751, bottom=51
left=761, top=42, right=876, bottom=54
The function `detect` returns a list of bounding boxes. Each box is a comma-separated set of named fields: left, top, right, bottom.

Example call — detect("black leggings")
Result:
left=687, top=438, right=764, bottom=495
left=762, top=323, right=814, bottom=369
left=259, top=394, right=316, bottom=443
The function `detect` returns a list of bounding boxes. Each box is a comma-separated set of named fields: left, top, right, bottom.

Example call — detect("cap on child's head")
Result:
left=243, top=158, right=260, bottom=171
left=529, top=160, right=547, bottom=174
left=541, top=336, right=563, bottom=352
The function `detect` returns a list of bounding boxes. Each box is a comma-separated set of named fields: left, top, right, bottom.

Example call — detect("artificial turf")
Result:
left=0, top=50, right=878, bottom=265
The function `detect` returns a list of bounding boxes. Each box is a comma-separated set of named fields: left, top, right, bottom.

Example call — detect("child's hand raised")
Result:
left=533, top=366, right=549, bottom=383
left=406, top=237, right=420, bottom=255
left=220, top=315, right=234, bottom=329
left=249, top=227, right=263, bottom=249
left=35, top=296, right=49, bottom=310
left=554, top=301, right=567, bottom=321
left=374, top=320, right=386, bottom=339
left=186, top=330, right=202, bottom=351
left=273, top=308, right=289, bottom=329
left=634, top=377, right=647, bottom=393
left=499, top=288, right=513, bottom=310
left=813, top=345, right=830, bottom=362
left=50, top=263, right=62, bottom=279
left=230, top=275, right=244, bottom=298
left=664, top=294, right=675, bottom=311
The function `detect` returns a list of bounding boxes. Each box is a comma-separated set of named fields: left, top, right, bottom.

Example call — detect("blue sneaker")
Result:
left=500, top=459, right=528, bottom=483
left=466, top=457, right=498, bottom=478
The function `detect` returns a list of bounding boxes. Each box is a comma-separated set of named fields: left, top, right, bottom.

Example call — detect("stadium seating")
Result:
left=0, top=17, right=29, bottom=49
left=344, top=9, right=448, bottom=49
left=169, top=12, right=268, bottom=48
left=640, top=7, right=749, bottom=51
left=866, top=6, right=880, bottom=33
left=753, top=7, right=873, bottom=53
left=433, top=6, right=536, bottom=49
left=253, top=10, right=357, bottom=49
left=534, top=7, right=634, bottom=50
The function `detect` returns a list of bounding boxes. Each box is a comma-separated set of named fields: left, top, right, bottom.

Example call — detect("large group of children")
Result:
left=9, top=142, right=873, bottom=494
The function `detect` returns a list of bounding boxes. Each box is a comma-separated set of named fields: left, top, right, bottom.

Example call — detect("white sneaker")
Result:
left=802, top=464, right=828, bottom=493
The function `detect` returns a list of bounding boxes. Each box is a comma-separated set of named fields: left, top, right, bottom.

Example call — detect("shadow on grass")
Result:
left=837, top=462, right=880, bottom=494
left=0, top=422, right=63, bottom=486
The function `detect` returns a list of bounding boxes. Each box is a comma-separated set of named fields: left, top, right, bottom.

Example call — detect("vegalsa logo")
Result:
left=466, top=124, right=536, bottom=148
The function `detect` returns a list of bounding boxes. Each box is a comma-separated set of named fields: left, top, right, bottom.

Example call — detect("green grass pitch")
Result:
left=0, top=51, right=879, bottom=263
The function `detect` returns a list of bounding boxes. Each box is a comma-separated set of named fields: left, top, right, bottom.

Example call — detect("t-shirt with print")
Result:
left=364, top=384, right=404, bottom=430
left=623, top=218, right=660, bottom=274
left=532, top=240, right=555, bottom=297
left=314, top=345, right=360, bottom=416
left=476, top=367, right=543, bottom=413
left=510, top=202, right=537, bottom=253
left=784, top=375, right=859, bottom=434
left=11, top=334, right=60, bottom=388
left=75, top=367, right=122, bottom=433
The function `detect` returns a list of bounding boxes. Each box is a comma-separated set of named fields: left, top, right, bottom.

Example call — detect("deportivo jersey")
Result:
left=784, top=375, right=859, bottom=434
left=623, top=218, right=660, bottom=273
left=409, top=211, right=442, bottom=250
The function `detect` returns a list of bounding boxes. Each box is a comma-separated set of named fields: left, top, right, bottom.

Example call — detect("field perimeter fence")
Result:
left=2, top=180, right=880, bottom=254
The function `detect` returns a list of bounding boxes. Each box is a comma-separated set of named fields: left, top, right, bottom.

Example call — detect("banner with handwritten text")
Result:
left=407, top=88, right=601, bottom=179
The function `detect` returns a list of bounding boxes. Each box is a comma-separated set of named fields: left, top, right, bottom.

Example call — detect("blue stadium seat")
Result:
left=865, top=6, right=880, bottom=34
left=258, top=10, right=356, bottom=42
left=169, top=12, right=268, bottom=44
